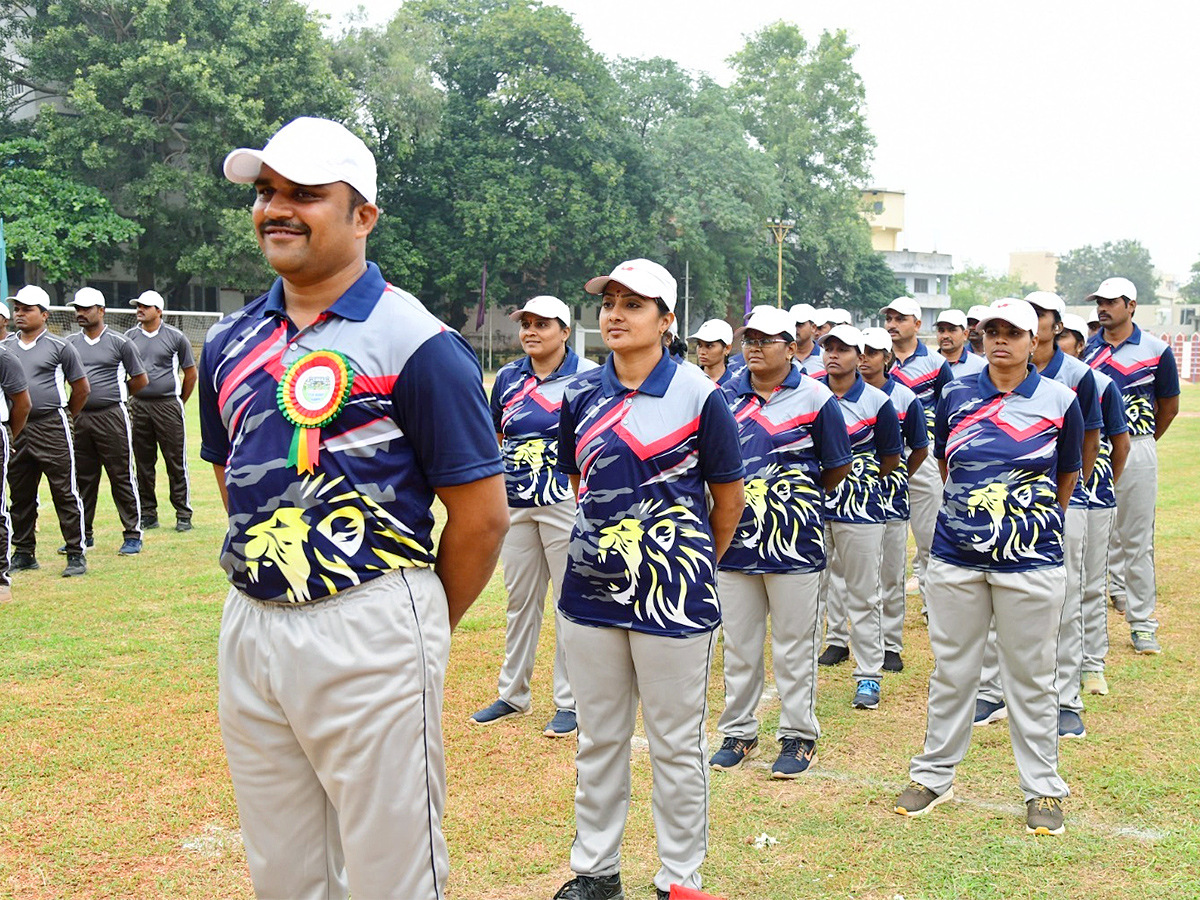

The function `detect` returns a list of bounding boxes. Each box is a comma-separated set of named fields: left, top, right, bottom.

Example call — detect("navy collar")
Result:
left=516, top=345, right=581, bottom=381
left=823, top=371, right=866, bottom=401
left=600, top=346, right=677, bottom=398
left=979, top=363, right=1039, bottom=399
left=261, top=262, right=387, bottom=324
left=895, top=340, right=930, bottom=367
left=1089, top=322, right=1142, bottom=353
left=1039, top=346, right=1066, bottom=380
left=730, top=362, right=803, bottom=398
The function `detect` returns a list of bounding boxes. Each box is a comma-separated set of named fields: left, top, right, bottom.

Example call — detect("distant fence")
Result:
left=1161, top=332, right=1200, bottom=383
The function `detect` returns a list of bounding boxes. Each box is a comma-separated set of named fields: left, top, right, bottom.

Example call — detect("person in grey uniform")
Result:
left=125, top=290, right=197, bottom=532
left=0, top=338, right=32, bottom=601
left=66, top=287, right=148, bottom=556
left=5, top=285, right=91, bottom=577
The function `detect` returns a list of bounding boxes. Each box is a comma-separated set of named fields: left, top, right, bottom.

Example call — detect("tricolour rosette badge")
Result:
left=277, top=350, right=355, bottom=474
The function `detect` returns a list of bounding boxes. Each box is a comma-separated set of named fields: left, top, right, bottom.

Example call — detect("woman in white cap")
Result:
left=689, top=318, right=735, bottom=385
left=710, top=305, right=850, bottom=778
left=815, top=324, right=902, bottom=709
left=553, top=259, right=745, bottom=900
left=895, top=299, right=1084, bottom=836
left=470, top=295, right=597, bottom=737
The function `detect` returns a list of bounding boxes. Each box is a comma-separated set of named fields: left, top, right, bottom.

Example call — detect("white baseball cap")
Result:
left=1087, top=308, right=1101, bottom=325
left=819, top=323, right=866, bottom=353
left=935, top=309, right=968, bottom=328
left=811, top=307, right=833, bottom=326
left=584, top=258, right=677, bottom=311
left=966, top=305, right=990, bottom=323
left=131, top=290, right=165, bottom=310
left=510, top=295, right=570, bottom=329
left=71, top=286, right=107, bottom=308
left=1060, top=313, right=1088, bottom=340
left=861, top=326, right=892, bottom=352
left=789, top=303, right=817, bottom=325
left=828, top=308, right=853, bottom=326
left=977, top=298, right=1037, bottom=335
left=224, top=117, right=379, bottom=205
left=881, top=296, right=922, bottom=318
left=12, top=285, right=51, bottom=309
left=743, top=307, right=796, bottom=339
left=690, top=319, right=734, bottom=345
left=1087, top=276, right=1137, bottom=303
left=1024, top=291, right=1066, bottom=315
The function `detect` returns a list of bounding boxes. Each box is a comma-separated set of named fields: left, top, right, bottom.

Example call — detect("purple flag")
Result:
left=744, top=275, right=752, bottom=317
left=475, top=262, right=487, bottom=330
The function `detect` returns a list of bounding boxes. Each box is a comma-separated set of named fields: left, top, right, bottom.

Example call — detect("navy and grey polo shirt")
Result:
left=820, top=373, right=903, bottom=524
left=880, top=376, right=930, bottom=522
left=198, top=263, right=502, bottom=604
left=1085, top=324, right=1180, bottom=438
left=932, top=365, right=1084, bottom=572
left=66, top=326, right=146, bottom=410
left=1041, top=347, right=1102, bottom=436
left=890, top=341, right=952, bottom=432
left=945, top=349, right=986, bottom=380
left=0, top=346, right=28, bottom=425
left=126, top=323, right=196, bottom=398
left=798, top=346, right=827, bottom=379
left=491, top=347, right=597, bottom=508
left=1069, top=368, right=1128, bottom=510
left=557, top=348, right=744, bottom=636
left=719, top=365, right=850, bottom=575
left=5, top=329, right=85, bottom=414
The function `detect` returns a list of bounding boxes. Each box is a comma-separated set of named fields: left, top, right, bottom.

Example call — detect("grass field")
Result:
left=2, top=384, right=1198, bottom=899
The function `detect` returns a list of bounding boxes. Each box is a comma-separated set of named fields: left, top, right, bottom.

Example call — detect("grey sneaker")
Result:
left=1110, top=593, right=1126, bottom=613
left=1081, top=671, right=1109, bottom=695
left=894, top=781, right=953, bottom=817
left=1131, top=631, right=1161, bottom=654
left=62, top=554, right=87, bottom=577
left=1026, top=797, right=1065, bottom=835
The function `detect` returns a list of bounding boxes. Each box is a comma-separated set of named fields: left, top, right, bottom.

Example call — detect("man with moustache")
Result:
left=935, top=309, right=985, bottom=379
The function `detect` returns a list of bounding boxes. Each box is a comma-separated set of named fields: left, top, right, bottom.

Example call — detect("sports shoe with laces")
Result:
left=852, top=679, right=880, bottom=709
left=894, top=781, right=953, bottom=817
left=1131, top=631, right=1161, bottom=654
left=1081, top=671, right=1109, bottom=695
left=709, top=735, right=759, bottom=771
left=883, top=650, right=904, bottom=672
left=119, top=539, right=143, bottom=555
left=552, top=873, right=624, bottom=900
left=543, top=709, right=577, bottom=738
left=62, top=554, right=87, bottom=577
left=468, top=698, right=529, bottom=725
left=973, top=697, right=1007, bottom=726
left=1058, top=708, right=1086, bottom=739
left=1026, top=796, right=1065, bottom=835
left=10, top=552, right=38, bottom=572
left=142, top=517, right=160, bottom=530
left=818, top=643, right=849, bottom=666
left=175, top=519, right=193, bottom=532
left=771, top=737, right=817, bottom=779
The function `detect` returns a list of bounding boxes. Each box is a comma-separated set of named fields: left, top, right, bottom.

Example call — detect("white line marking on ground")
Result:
left=182, top=824, right=243, bottom=858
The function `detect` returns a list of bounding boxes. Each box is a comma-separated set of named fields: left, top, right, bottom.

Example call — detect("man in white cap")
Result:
left=204, top=116, right=508, bottom=900
left=125, top=290, right=197, bottom=532
left=882, top=296, right=951, bottom=607
left=66, top=286, right=148, bottom=556
left=5, top=285, right=90, bottom=577
left=935, top=308, right=985, bottom=379
left=811, top=308, right=834, bottom=341
left=1083, top=277, right=1179, bottom=654
left=1086, top=308, right=1101, bottom=340
left=789, top=303, right=824, bottom=377
left=966, top=305, right=989, bottom=355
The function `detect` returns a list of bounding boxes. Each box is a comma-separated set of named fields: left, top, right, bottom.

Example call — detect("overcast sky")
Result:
left=307, top=0, right=1200, bottom=282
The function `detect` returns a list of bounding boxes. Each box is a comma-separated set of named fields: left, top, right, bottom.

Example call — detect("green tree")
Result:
left=949, top=263, right=1038, bottom=310
left=1180, top=258, right=1200, bottom=302
left=0, top=138, right=141, bottom=298
left=1055, top=240, right=1157, bottom=305
left=3, top=0, right=352, bottom=300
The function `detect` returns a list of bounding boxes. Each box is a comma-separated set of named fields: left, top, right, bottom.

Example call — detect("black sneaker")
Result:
left=142, top=517, right=160, bottom=530
left=57, top=537, right=94, bottom=555
left=62, top=554, right=87, bottom=577
left=10, top=552, right=39, bottom=572
left=771, top=737, right=817, bottom=779
left=552, top=873, right=624, bottom=900
left=175, top=519, right=193, bottom=533
left=656, top=890, right=670, bottom=900
left=818, top=644, right=849, bottom=666
left=883, top=650, right=904, bottom=672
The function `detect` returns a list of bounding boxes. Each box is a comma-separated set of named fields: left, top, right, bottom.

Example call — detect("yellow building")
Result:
left=1009, top=251, right=1058, bottom=292
left=862, top=189, right=906, bottom=252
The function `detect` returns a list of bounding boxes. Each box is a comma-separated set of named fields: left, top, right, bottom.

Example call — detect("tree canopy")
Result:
left=949, top=263, right=1038, bottom=311
left=1056, top=240, right=1157, bottom=305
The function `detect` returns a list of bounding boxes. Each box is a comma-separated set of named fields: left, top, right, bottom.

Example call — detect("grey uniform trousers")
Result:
left=130, top=396, right=192, bottom=524
left=219, top=568, right=451, bottom=900
left=74, top=403, right=142, bottom=542
left=8, top=411, right=86, bottom=557
left=560, top=618, right=715, bottom=894
left=716, top=569, right=822, bottom=742
left=822, top=521, right=885, bottom=681
left=1107, top=436, right=1159, bottom=634
left=907, top=457, right=943, bottom=605
left=496, top=500, right=574, bottom=712
left=911, top=558, right=1068, bottom=802
left=880, top=518, right=910, bottom=654
left=1082, top=507, right=1116, bottom=673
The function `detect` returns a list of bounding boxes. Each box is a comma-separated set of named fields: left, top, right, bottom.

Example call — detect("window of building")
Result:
left=872, top=201, right=884, bottom=214
left=1181, top=308, right=1196, bottom=327
left=913, top=278, right=929, bottom=294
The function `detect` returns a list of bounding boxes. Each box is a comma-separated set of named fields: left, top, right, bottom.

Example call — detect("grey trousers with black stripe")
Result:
left=219, top=568, right=451, bottom=900
left=74, top=403, right=142, bottom=542
left=560, top=618, right=714, bottom=894
left=822, top=520, right=886, bottom=681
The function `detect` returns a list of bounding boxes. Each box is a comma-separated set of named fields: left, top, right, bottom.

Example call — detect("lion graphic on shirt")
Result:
left=966, top=471, right=1059, bottom=564
left=738, top=465, right=823, bottom=563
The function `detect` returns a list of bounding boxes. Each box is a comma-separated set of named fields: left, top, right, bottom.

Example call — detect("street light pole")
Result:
left=766, top=217, right=796, bottom=308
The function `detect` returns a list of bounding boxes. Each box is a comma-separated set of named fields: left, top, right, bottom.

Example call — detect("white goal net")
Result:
left=42, top=307, right=221, bottom=353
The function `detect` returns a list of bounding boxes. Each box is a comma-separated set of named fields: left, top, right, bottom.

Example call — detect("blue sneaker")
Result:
left=119, top=539, right=143, bottom=555
left=973, top=698, right=1008, bottom=726
left=771, top=737, right=817, bottom=778
left=468, top=698, right=528, bottom=726
left=1058, top=708, right=1086, bottom=739
left=852, top=679, right=881, bottom=709
left=543, top=709, right=577, bottom=737
left=709, top=735, right=759, bottom=770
